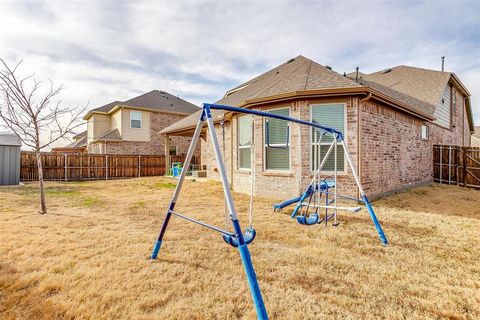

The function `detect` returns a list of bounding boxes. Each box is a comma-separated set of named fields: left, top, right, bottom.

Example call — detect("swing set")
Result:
left=150, top=103, right=388, bottom=320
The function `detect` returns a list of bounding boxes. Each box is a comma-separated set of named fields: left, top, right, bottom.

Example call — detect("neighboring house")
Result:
left=161, top=55, right=474, bottom=199
left=79, top=90, right=200, bottom=156
left=52, top=131, right=87, bottom=153
left=472, top=126, right=480, bottom=147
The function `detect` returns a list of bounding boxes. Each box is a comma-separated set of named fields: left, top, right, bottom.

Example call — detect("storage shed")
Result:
left=0, top=133, right=21, bottom=185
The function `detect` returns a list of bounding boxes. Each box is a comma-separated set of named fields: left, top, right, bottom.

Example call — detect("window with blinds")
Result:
left=311, top=104, right=345, bottom=171
left=265, top=108, right=290, bottom=170
left=238, top=115, right=252, bottom=169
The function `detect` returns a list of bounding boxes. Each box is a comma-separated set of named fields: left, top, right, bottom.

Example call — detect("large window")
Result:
left=265, top=108, right=290, bottom=170
left=238, top=115, right=252, bottom=169
left=311, top=104, right=346, bottom=172
left=130, top=110, right=142, bottom=128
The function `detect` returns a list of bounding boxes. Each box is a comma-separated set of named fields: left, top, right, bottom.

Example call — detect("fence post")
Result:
left=439, top=146, right=442, bottom=184
left=64, top=153, right=68, bottom=182
left=462, top=147, right=467, bottom=187
left=448, top=146, right=451, bottom=185
left=80, top=155, right=83, bottom=181
left=138, top=155, right=141, bottom=178
left=105, top=154, right=108, bottom=180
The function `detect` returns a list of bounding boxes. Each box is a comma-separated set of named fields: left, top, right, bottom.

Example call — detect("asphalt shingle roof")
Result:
left=357, top=65, right=451, bottom=116
left=87, top=91, right=200, bottom=118
left=161, top=56, right=466, bottom=135
left=95, top=129, right=122, bottom=141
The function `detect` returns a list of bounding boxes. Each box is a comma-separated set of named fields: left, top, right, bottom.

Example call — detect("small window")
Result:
left=238, top=115, right=252, bottom=169
left=130, top=110, right=142, bottom=128
left=169, top=145, right=177, bottom=156
left=421, top=125, right=429, bottom=140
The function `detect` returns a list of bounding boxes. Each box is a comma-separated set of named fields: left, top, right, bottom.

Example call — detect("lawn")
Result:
left=0, top=178, right=479, bottom=319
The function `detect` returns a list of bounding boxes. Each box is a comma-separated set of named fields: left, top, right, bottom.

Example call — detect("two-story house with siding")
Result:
left=79, top=90, right=200, bottom=156
left=160, top=55, right=474, bottom=200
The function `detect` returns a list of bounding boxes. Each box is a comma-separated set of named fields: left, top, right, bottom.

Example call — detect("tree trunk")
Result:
left=36, top=151, right=47, bottom=214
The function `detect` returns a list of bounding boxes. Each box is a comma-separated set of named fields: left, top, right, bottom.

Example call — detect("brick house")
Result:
left=77, top=90, right=200, bottom=156
left=161, top=55, right=474, bottom=199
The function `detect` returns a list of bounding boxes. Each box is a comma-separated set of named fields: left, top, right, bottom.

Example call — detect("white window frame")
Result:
left=263, top=107, right=291, bottom=172
left=130, top=110, right=142, bottom=129
left=238, top=115, right=252, bottom=170
left=421, top=124, right=429, bottom=140
left=309, top=103, right=347, bottom=174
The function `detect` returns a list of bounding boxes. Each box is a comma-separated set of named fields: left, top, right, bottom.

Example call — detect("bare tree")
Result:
left=0, top=58, right=86, bottom=214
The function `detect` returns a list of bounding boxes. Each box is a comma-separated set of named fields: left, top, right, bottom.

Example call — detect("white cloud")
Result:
left=0, top=0, right=479, bottom=149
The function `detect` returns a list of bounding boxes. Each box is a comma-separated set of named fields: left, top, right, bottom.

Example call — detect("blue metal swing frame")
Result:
left=150, top=103, right=388, bottom=320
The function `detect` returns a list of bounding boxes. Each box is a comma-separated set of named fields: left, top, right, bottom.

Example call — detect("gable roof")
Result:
left=84, top=90, right=199, bottom=119
left=120, top=90, right=199, bottom=114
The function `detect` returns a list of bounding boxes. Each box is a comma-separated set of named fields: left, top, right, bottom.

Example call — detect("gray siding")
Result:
left=433, top=85, right=451, bottom=128
left=0, top=145, right=21, bottom=185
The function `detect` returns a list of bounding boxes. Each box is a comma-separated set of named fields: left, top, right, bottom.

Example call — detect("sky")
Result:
left=0, top=0, right=479, bottom=147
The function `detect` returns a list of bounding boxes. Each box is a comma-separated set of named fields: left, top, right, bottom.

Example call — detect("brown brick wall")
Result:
left=360, top=88, right=470, bottom=197
left=201, top=91, right=471, bottom=200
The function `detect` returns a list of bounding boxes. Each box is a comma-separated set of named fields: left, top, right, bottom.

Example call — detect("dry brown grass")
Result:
left=0, top=179, right=479, bottom=319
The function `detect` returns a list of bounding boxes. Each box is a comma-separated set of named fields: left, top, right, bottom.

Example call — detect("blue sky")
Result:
left=0, top=0, right=479, bottom=143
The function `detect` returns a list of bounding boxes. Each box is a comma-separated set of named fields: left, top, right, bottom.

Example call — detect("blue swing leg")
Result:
left=151, top=109, right=205, bottom=260
left=151, top=202, right=175, bottom=259
left=204, top=105, right=268, bottom=319
left=238, top=244, right=268, bottom=320
left=363, top=195, right=388, bottom=246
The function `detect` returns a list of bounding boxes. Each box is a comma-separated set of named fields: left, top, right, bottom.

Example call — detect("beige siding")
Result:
left=121, top=109, right=151, bottom=141
left=87, top=114, right=111, bottom=143
left=111, top=109, right=122, bottom=134
left=433, top=84, right=451, bottom=128
left=87, top=118, right=94, bottom=143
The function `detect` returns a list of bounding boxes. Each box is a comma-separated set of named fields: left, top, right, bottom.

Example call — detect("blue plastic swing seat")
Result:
left=296, top=213, right=319, bottom=225
left=316, top=180, right=335, bottom=191
left=223, top=227, right=256, bottom=247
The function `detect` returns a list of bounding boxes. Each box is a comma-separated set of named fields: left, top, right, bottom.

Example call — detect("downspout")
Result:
left=358, top=92, right=372, bottom=199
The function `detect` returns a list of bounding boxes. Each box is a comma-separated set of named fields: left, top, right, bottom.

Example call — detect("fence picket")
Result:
left=433, top=145, right=480, bottom=189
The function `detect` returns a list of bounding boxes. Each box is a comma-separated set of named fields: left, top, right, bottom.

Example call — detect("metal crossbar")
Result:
left=205, top=103, right=344, bottom=139
left=170, top=211, right=236, bottom=237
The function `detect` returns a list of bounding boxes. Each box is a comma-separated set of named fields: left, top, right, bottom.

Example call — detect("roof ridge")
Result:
left=251, top=59, right=309, bottom=99
left=303, top=60, right=313, bottom=90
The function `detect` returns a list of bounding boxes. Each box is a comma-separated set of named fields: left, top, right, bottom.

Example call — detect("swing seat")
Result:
left=223, top=227, right=256, bottom=247
left=316, top=180, right=335, bottom=191
left=296, top=213, right=319, bottom=225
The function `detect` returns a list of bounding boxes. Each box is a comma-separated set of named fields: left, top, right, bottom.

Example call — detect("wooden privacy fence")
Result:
left=20, top=152, right=197, bottom=182
left=433, top=145, right=480, bottom=189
